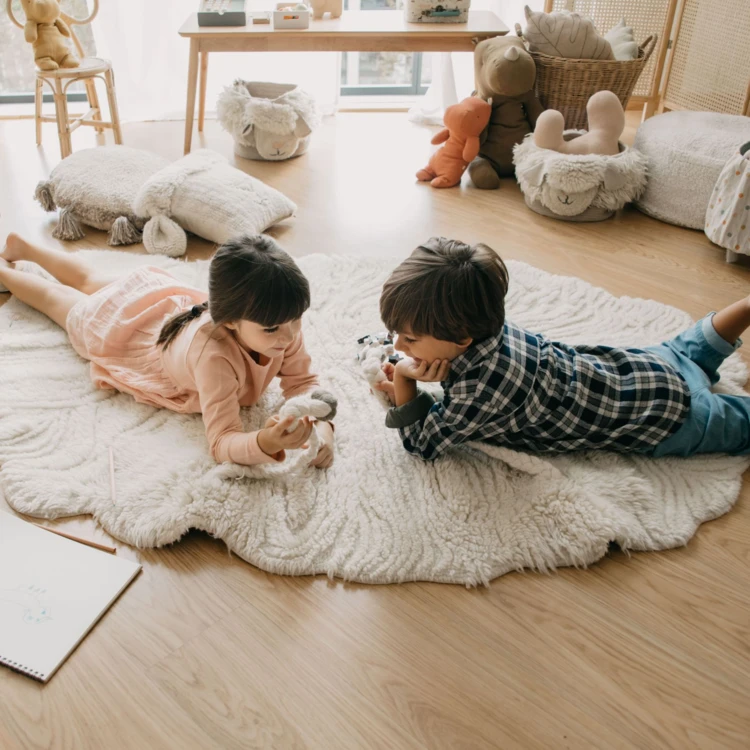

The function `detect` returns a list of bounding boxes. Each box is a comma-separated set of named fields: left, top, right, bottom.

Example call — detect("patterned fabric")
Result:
left=390, top=321, right=692, bottom=460
left=705, top=142, right=750, bottom=255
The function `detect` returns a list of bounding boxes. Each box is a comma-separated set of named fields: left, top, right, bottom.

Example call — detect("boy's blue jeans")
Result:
left=647, top=314, right=750, bottom=457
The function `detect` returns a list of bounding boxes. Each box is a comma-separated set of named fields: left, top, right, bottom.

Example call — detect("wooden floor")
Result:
left=0, top=112, right=748, bottom=750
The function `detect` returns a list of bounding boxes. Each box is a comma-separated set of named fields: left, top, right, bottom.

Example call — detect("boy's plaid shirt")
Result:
left=386, top=321, right=691, bottom=460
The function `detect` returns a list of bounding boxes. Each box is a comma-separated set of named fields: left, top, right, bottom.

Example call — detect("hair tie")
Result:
left=190, top=304, right=204, bottom=318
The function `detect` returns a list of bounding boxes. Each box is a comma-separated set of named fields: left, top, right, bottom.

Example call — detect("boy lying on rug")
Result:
left=0, top=234, right=335, bottom=469
left=374, top=237, right=750, bottom=460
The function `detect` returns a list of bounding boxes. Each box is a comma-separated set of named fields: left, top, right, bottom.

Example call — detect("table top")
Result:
left=179, top=10, right=509, bottom=38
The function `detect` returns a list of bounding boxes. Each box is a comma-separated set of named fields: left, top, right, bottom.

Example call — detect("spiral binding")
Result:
left=0, top=654, right=45, bottom=682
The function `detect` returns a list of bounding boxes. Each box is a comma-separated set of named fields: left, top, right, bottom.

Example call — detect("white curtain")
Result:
left=408, top=0, right=544, bottom=125
left=92, top=0, right=341, bottom=122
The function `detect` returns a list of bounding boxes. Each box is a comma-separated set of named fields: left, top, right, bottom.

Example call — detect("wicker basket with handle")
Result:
left=515, top=24, right=657, bottom=130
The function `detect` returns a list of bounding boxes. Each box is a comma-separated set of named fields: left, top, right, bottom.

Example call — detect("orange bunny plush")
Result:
left=417, top=96, right=492, bottom=188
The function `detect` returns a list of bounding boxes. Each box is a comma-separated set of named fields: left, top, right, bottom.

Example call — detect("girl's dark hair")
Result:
left=158, top=235, right=310, bottom=349
left=380, top=237, right=509, bottom=343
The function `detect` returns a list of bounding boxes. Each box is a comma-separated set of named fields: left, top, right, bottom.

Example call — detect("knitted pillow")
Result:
left=523, top=5, right=614, bottom=60
left=133, top=149, right=297, bottom=257
left=34, top=146, right=170, bottom=246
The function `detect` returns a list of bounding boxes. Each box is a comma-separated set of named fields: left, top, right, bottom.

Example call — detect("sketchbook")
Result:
left=0, top=511, right=141, bottom=682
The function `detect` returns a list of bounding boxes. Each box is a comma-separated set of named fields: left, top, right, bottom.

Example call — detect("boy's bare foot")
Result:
left=1, top=233, right=30, bottom=264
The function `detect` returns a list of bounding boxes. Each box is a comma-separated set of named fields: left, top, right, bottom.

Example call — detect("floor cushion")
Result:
left=633, top=112, right=750, bottom=229
left=34, top=146, right=169, bottom=246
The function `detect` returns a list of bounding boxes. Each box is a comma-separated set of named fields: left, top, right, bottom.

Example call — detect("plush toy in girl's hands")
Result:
left=416, top=96, right=492, bottom=188
left=280, top=390, right=337, bottom=426
left=20, top=0, right=79, bottom=71
left=277, top=389, right=337, bottom=457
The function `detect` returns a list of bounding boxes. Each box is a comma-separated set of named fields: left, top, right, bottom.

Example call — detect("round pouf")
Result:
left=633, top=112, right=750, bottom=229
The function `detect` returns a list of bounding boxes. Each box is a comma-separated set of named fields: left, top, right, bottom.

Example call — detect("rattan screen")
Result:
left=546, top=0, right=671, bottom=99
left=663, top=0, right=750, bottom=115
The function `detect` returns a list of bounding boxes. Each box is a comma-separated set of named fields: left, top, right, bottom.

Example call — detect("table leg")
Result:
left=184, top=38, right=200, bottom=154
left=198, top=51, right=209, bottom=133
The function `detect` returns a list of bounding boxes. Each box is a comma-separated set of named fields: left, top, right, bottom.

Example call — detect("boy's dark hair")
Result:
left=380, top=237, right=509, bottom=343
left=158, top=234, right=310, bottom=349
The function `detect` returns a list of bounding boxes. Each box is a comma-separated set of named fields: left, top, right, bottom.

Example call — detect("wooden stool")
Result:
left=7, top=0, right=123, bottom=159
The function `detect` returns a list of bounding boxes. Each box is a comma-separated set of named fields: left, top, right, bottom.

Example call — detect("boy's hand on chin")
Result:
left=395, top=357, right=450, bottom=383
left=373, top=378, right=396, bottom=403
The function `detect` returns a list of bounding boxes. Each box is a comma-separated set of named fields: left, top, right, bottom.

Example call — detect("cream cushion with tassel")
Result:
left=34, top=146, right=168, bottom=247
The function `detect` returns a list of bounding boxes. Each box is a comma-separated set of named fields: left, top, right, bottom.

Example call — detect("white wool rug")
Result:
left=0, top=251, right=748, bottom=586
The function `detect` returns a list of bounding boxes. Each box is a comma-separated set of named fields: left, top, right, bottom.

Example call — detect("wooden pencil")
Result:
left=32, top=523, right=117, bottom=555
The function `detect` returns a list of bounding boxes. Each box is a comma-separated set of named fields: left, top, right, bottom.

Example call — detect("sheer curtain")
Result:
left=408, top=0, right=543, bottom=125
left=92, top=0, right=341, bottom=122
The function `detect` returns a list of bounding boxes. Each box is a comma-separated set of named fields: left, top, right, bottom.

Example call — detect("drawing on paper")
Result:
left=0, top=585, right=53, bottom=624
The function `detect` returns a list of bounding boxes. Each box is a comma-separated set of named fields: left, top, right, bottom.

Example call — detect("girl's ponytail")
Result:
left=157, top=301, right=209, bottom=350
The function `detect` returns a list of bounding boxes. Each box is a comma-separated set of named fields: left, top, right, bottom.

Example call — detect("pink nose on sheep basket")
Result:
left=513, top=132, right=648, bottom=222
left=216, top=80, right=321, bottom=162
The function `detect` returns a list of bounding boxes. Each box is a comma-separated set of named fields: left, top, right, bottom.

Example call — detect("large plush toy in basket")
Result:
left=517, top=6, right=657, bottom=131
left=513, top=91, right=647, bottom=222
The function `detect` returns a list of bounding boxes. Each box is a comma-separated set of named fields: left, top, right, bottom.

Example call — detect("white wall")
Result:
left=489, top=0, right=544, bottom=31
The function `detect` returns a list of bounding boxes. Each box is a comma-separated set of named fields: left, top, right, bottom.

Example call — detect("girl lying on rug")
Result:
left=0, top=233, right=334, bottom=469
left=375, top=237, right=750, bottom=460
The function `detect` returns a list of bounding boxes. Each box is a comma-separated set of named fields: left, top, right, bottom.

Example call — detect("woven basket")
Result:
left=515, top=25, right=657, bottom=130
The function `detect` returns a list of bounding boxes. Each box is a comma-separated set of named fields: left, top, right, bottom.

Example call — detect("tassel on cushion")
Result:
left=52, top=208, right=85, bottom=241
left=142, top=216, right=187, bottom=257
left=108, top=216, right=143, bottom=246
left=34, top=181, right=57, bottom=212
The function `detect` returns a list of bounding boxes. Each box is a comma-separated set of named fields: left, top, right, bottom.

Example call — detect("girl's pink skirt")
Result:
left=66, top=266, right=206, bottom=410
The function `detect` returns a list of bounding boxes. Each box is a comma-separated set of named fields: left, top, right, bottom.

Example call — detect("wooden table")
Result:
left=178, top=10, right=509, bottom=154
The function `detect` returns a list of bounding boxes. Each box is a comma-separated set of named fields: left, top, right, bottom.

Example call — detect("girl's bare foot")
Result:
left=0, top=257, right=13, bottom=293
left=1, top=233, right=30, bottom=264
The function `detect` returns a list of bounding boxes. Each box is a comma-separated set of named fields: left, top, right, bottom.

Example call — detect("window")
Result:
left=0, top=0, right=96, bottom=103
left=340, top=0, right=432, bottom=96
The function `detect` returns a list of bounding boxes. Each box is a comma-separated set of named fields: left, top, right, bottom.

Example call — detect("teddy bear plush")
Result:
left=468, top=35, right=544, bottom=190
left=20, top=0, right=79, bottom=71
left=534, top=91, right=625, bottom=156
left=416, top=96, right=492, bottom=188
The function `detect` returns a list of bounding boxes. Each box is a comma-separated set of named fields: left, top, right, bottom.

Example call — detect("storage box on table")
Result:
left=274, top=2, right=311, bottom=29
left=198, top=0, right=247, bottom=26
left=405, top=0, right=470, bottom=23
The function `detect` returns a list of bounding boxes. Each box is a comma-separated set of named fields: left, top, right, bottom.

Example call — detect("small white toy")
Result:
left=279, top=389, right=337, bottom=456
left=210, top=389, right=337, bottom=481
left=356, top=332, right=402, bottom=408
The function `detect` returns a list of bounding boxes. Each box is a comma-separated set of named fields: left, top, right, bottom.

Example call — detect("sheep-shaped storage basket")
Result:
left=217, top=80, right=321, bottom=162
left=513, top=132, right=647, bottom=222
